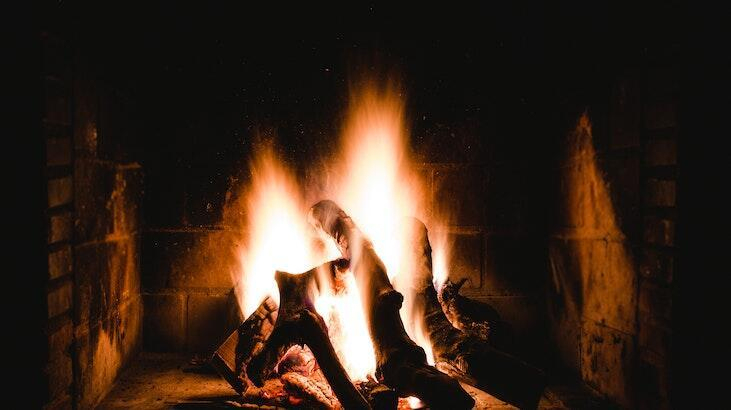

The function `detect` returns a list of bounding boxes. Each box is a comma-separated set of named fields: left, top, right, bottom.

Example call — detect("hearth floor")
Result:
left=98, top=352, right=605, bottom=409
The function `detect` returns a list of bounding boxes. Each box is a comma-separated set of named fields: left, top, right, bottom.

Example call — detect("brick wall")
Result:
left=546, top=60, right=677, bottom=407
left=41, top=19, right=143, bottom=409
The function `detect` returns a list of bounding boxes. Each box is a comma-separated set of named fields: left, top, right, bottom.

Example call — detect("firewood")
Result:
left=246, top=262, right=370, bottom=410
left=308, top=200, right=475, bottom=409
left=405, top=218, right=547, bottom=410
left=439, top=278, right=514, bottom=350
left=211, top=295, right=278, bottom=393
left=281, top=371, right=340, bottom=409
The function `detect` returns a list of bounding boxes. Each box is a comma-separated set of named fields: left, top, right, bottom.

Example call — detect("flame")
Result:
left=314, top=272, right=377, bottom=381
left=430, top=228, right=451, bottom=291
left=330, top=82, right=439, bottom=366
left=235, top=147, right=331, bottom=317
left=334, top=84, right=424, bottom=282
left=229, top=81, right=450, bottom=384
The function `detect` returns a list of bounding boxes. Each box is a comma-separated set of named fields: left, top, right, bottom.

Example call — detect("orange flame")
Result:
left=235, top=147, right=336, bottom=317
left=329, top=82, right=438, bottom=365
left=230, top=81, right=449, bottom=382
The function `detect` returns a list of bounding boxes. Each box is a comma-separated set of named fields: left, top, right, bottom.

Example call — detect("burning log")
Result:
left=210, top=295, right=279, bottom=393
left=438, top=277, right=511, bottom=345
left=246, top=261, right=370, bottom=410
left=308, top=200, right=475, bottom=409
left=406, top=218, right=547, bottom=409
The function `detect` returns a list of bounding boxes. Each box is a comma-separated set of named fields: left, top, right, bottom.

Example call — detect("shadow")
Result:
left=172, top=395, right=243, bottom=409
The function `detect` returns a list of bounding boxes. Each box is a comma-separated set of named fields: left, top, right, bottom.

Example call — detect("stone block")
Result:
left=48, top=245, right=72, bottom=280
left=639, top=248, right=674, bottom=284
left=444, top=232, right=482, bottom=290
left=48, top=321, right=73, bottom=363
left=187, top=292, right=241, bottom=353
left=582, top=240, right=637, bottom=334
left=46, top=137, right=72, bottom=167
left=142, top=230, right=236, bottom=291
left=48, top=176, right=72, bottom=208
left=645, top=179, right=676, bottom=207
left=645, top=139, right=677, bottom=166
left=48, top=280, right=72, bottom=318
left=639, top=281, right=672, bottom=327
left=432, top=166, right=489, bottom=226
left=643, top=216, right=675, bottom=246
left=74, top=238, right=139, bottom=324
left=580, top=321, right=635, bottom=408
left=44, top=79, right=70, bottom=125
left=610, top=72, right=642, bottom=149
left=482, top=235, right=544, bottom=295
left=48, top=212, right=72, bottom=244
left=639, top=318, right=671, bottom=360
left=645, top=100, right=677, bottom=130
left=143, top=293, right=186, bottom=352
left=46, top=354, right=73, bottom=401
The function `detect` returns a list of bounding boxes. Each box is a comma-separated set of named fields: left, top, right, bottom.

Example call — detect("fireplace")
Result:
left=36, top=3, right=685, bottom=409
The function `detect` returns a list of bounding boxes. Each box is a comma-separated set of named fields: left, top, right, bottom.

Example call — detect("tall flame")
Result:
left=236, top=147, right=326, bottom=317
left=229, top=81, right=449, bottom=382
left=330, top=82, right=438, bottom=365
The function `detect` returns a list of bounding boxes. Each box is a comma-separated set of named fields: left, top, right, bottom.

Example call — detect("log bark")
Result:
left=308, top=200, right=475, bottom=409
left=246, top=261, right=370, bottom=410
left=406, top=218, right=547, bottom=410
left=210, top=296, right=278, bottom=393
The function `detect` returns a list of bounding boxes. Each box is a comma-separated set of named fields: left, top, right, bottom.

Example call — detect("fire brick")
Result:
left=48, top=211, right=73, bottom=244
left=48, top=176, right=73, bottom=208
left=143, top=293, right=186, bottom=352
left=46, top=137, right=72, bottom=166
left=644, top=179, right=676, bottom=207
left=48, top=280, right=73, bottom=318
left=580, top=321, right=635, bottom=408
left=645, top=139, right=677, bottom=166
left=48, top=245, right=72, bottom=280
left=639, top=249, right=674, bottom=284
left=643, top=216, right=675, bottom=246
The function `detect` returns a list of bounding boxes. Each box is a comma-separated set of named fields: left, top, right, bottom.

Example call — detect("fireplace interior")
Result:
left=35, top=3, right=689, bottom=409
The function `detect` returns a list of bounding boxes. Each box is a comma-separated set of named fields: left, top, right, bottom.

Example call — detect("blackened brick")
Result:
left=48, top=281, right=72, bottom=318
left=639, top=281, right=672, bottom=326
left=446, top=233, right=483, bottom=290
left=48, top=245, right=72, bottom=280
left=645, top=179, right=676, bottom=207
left=49, top=212, right=72, bottom=243
left=46, top=137, right=72, bottom=166
left=639, top=249, right=674, bottom=284
left=644, top=100, right=677, bottom=130
left=643, top=216, right=675, bottom=246
left=187, top=292, right=241, bottom=353
left=143, top=293, right=186, bottom=352
left=48, top=176, right=73, bottom=208
left=645, top=139, right=677, bottom=166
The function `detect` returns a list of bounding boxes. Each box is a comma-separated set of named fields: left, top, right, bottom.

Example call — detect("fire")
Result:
left=330, top=82, right=439, bottom=365
left=314, top=272, right=377, bottom=381
left=235, top=147, right=332, bottom=317
left=230, top=80, right=449, bottom=383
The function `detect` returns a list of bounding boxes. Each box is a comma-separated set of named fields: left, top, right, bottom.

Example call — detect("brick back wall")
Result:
left=41, top=21, right=143, bottom=409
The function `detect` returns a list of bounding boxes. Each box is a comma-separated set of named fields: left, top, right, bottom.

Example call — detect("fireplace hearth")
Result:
left=35, top=3, right=684, bottom=409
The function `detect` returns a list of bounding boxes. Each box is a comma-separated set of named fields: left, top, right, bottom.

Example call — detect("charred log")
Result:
left=246, top=261, right=370, bottom=410
left=308, top=200, right=475, bottom=410
left=439, top=278, right=514, bottom=350
left=210, top=295, right=278, bottom=393
left=406, top=218, right=546, bottom=410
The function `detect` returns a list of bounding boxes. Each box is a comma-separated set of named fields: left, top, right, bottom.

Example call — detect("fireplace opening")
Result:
left=38, top=3, right=681, bottom=409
